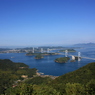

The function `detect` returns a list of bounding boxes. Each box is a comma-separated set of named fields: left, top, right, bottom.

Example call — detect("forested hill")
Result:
left=0, top=59, right=29, bottom=70
left=1, top=59, right=95, bottom=95
left=52, top=62, right=95, bottom=84
left=0, top=59, right=37, bottom=94
left=50, top=62, right=95, bottom=94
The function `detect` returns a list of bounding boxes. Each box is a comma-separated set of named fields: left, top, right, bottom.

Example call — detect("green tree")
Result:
left=86, top=79, right=95, bottom=95
left=5, top=83, right=33, bottom=95
left=33, top=85, right=60, bottom=95
left=65, top=83, right=85, bottom=95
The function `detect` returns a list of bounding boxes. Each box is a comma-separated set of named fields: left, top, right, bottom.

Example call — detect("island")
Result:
left=26, top=52, right=59, bottom=56
left=59, top=49, right=76, bottom=52
left=35, top=54, right=44, bottom=59
left=55, top=57, right=70, bottom=63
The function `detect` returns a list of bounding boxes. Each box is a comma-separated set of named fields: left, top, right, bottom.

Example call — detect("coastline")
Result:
left=36, top=70, right=58, bottom=79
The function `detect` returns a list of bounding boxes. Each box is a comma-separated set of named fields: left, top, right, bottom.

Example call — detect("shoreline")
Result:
left=36, top=70, right=58, bottom=79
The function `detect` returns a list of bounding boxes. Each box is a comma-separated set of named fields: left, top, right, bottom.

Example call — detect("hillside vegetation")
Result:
left=52, top=62, right=95, bottom=84
left=0, top=59, right=95, bottom=95
left=0, top=59, right=37, bottom=94
left=50, top=62, right=95, bottom=94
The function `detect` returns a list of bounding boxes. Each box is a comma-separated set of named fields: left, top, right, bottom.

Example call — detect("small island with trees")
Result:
left=26, top=52, right=59, bottom=56
left=60, top=49, right=76, bottom=52
left=55, top=57, right=70, bottom=63
left=35, top=54, right=44, bottom=59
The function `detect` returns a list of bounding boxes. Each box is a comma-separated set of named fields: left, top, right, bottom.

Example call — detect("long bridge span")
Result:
left=81, top=56, right=95, bottom=60
left=60, top=50, right=95, bottom=61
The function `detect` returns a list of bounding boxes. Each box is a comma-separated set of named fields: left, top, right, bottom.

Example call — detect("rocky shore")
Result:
left=36, top=70, right=58, bottom=79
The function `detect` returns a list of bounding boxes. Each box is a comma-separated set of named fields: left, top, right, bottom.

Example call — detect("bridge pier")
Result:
left=71, top=52, right=81, bottom=61
left=72, top=55, right=75, bottom=60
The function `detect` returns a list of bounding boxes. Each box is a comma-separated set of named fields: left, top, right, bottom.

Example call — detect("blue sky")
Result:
left=0, top=0, right=95, bottom=47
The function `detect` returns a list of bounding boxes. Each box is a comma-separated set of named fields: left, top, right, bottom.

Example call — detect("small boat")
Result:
left=11, top=57, right=14, bottom=58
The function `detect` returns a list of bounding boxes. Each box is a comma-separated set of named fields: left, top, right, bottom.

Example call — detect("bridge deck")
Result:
left=60, top=53, right=95, bottom=60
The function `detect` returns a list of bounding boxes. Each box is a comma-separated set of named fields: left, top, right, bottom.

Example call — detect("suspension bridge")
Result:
left=32, top=48, right=95, bottom=61
left=60, top=50, right=95, bottom=61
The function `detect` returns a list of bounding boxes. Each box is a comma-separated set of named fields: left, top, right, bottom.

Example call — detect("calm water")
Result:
left=0, top=47, right=95, bottom=76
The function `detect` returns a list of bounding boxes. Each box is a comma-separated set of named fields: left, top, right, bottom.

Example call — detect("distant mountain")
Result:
left=74, top=42, right=95, bottom=47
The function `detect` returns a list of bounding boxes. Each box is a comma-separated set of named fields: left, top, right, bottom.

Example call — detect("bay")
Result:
left=0, top=47, right=95, bottom=76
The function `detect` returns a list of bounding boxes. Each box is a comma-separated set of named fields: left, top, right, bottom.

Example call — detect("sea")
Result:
left=0, top=47, right=95, bottom=76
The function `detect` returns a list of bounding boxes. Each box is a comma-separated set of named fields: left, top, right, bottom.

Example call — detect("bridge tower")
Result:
left=47, top=48, right=49, bottom=53
left=41, top=48, right=43, bottom=53
left=65, top=50, right=68, bottom=57
left=32, top=47, right=34, bottom=53
left=78, top=52, right=81, bottom=61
